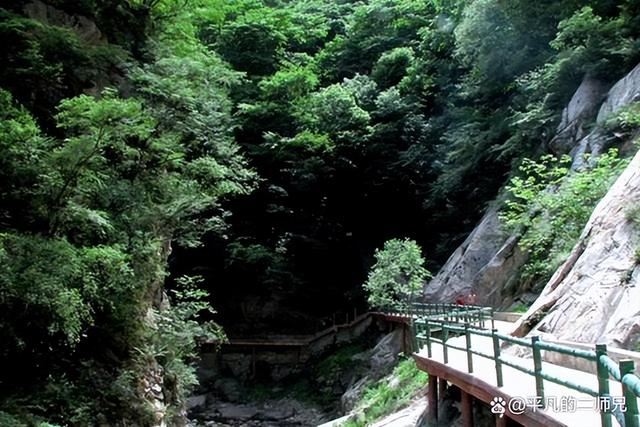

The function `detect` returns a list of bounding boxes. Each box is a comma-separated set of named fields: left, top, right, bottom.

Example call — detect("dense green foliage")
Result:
left=0, top=1, right=254, bottom=425
left=363, top=238, right=430, bottom=309
left=174, top=0, right=640, bottom=340
left=1, top=0, right=640, bottom=424
left=501, top=149, right=628, bottom=289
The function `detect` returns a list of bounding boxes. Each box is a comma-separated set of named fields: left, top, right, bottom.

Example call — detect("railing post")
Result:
left=492, top=328, right=503, bottom=387
left=596, top=344, right=613, bottom=427
left=410, top=319, right=418, bottom=354
left=426, top=322, right=432, bottom=358
left=490, top=307, right=495, bottom=330
left=620, top=359, right=640, bottom=427
left=465, top=322, right=473, bottom=373
left=443, top=324, right=449, bottom=364
left=532, top=336, right=545, bottom=408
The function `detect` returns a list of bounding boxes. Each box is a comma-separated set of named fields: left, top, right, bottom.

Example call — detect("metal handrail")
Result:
left=384, top=303, right=640, bottom=427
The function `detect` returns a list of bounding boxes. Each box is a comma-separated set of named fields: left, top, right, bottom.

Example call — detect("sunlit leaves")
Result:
left=295, top=83, right=371, bottom=138
left=501, top=150, right=628, bottom=283
left=363, top=238, right=431, bottom=310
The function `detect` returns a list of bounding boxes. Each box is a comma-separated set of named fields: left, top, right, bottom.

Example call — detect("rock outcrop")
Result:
left=549, top=76, right=610, bottom=155
left=341, top=329, right=405, bottom=412
left=425, top=63, right=640, bottom=308
left=513, top=149, right=640, bottom=349
left=597, top=62, right=640, bottom=123
left=424, top=205, right=528, bottom=306
left=23, top=1, right=105, bottom=44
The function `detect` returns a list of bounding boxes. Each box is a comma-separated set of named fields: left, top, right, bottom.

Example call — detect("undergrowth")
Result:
left=343, top=357, right=428, bottom=427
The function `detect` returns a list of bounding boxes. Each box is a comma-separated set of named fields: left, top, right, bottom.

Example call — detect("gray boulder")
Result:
left=216, top=403, right=259, bottom=420
left=341, top=376, right=371, bottom=413
left=370, top=329, right=404, bottom=377
left=187, top=394, right=208, bottom=411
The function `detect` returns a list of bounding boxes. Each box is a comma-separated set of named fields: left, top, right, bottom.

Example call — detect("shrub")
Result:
left=363, top=238, right=431, bottom=310
left=501, top=149, right=628, bottom=286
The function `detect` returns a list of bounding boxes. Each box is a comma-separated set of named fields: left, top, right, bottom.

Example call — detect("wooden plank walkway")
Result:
left=414, top=320, right=637, bottom=427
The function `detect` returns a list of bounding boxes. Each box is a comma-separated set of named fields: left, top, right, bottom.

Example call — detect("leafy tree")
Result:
left=363, top=238, right=431, bottom=310
left=315, top=0, right=434, bottom=80
left=210, top=7, right=292, bottom=76
left=0, top=9, right=127, bottom=130
left=295, top=83, right=371, bottom=140
left=551, top=6, right=635, bottom=78
left=0, top=68, right=253, bottom=424
left=371, top=47, right=415, bottom=90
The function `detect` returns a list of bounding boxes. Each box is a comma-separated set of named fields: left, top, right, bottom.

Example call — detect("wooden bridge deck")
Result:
left=414, top=320, right=635, bottom=427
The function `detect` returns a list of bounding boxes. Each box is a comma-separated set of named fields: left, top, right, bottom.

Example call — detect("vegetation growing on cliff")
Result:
left=343, top=357, right=428, bottom=427
left=501, top=149, right=628, bottom=289
left=1, top=0, right=640, bottom=424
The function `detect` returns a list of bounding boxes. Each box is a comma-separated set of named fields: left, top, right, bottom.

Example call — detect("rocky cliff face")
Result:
left=513, top=148, right=640, bottom=349
left=423, top=205, right=528, bottom=306
left=513, top=66, right=640, bottom=347
left=425, top=62, right=640, bottom=314
left=23, top=0, right=105, bottom=44
left=424, top=73, right=614, bottom=307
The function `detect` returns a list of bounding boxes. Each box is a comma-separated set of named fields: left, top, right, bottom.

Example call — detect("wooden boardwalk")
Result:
left=414, top=320, right=637, bottom=427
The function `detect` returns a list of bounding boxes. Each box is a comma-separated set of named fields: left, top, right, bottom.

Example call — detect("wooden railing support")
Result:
left=461, top=389, right=474, bottom=427
left=439, top=377, right=448, bottom=401
left=428, top=374, right=438, bottom=423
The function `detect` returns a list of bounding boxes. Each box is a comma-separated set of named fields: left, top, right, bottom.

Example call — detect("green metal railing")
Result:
left=386, top=303, right=640, bottom=427
left=380, top=302, right=494, bottom=329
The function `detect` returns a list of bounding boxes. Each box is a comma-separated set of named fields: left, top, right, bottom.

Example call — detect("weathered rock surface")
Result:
left=424, top=204, right=528, bottom=307
left=425, top=62, right=640, bottom=308
left=187, top=395, right=208, bottom=411
left=597, top=62, right=640, bottom=123
left=189, top=397, right=328, bottom=427
left=369, top=396, right=427, bottom=427
left=513, top=149, right=640, bottom=349
left=341, top=376, right=370, bottom=413
left=369, top=329, right=404, bottom=377
left=549, top=75, right=610, bottom=155
left=340, top=329, right=405, bottom=412
left=23, top=0, right=104, bottom=44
